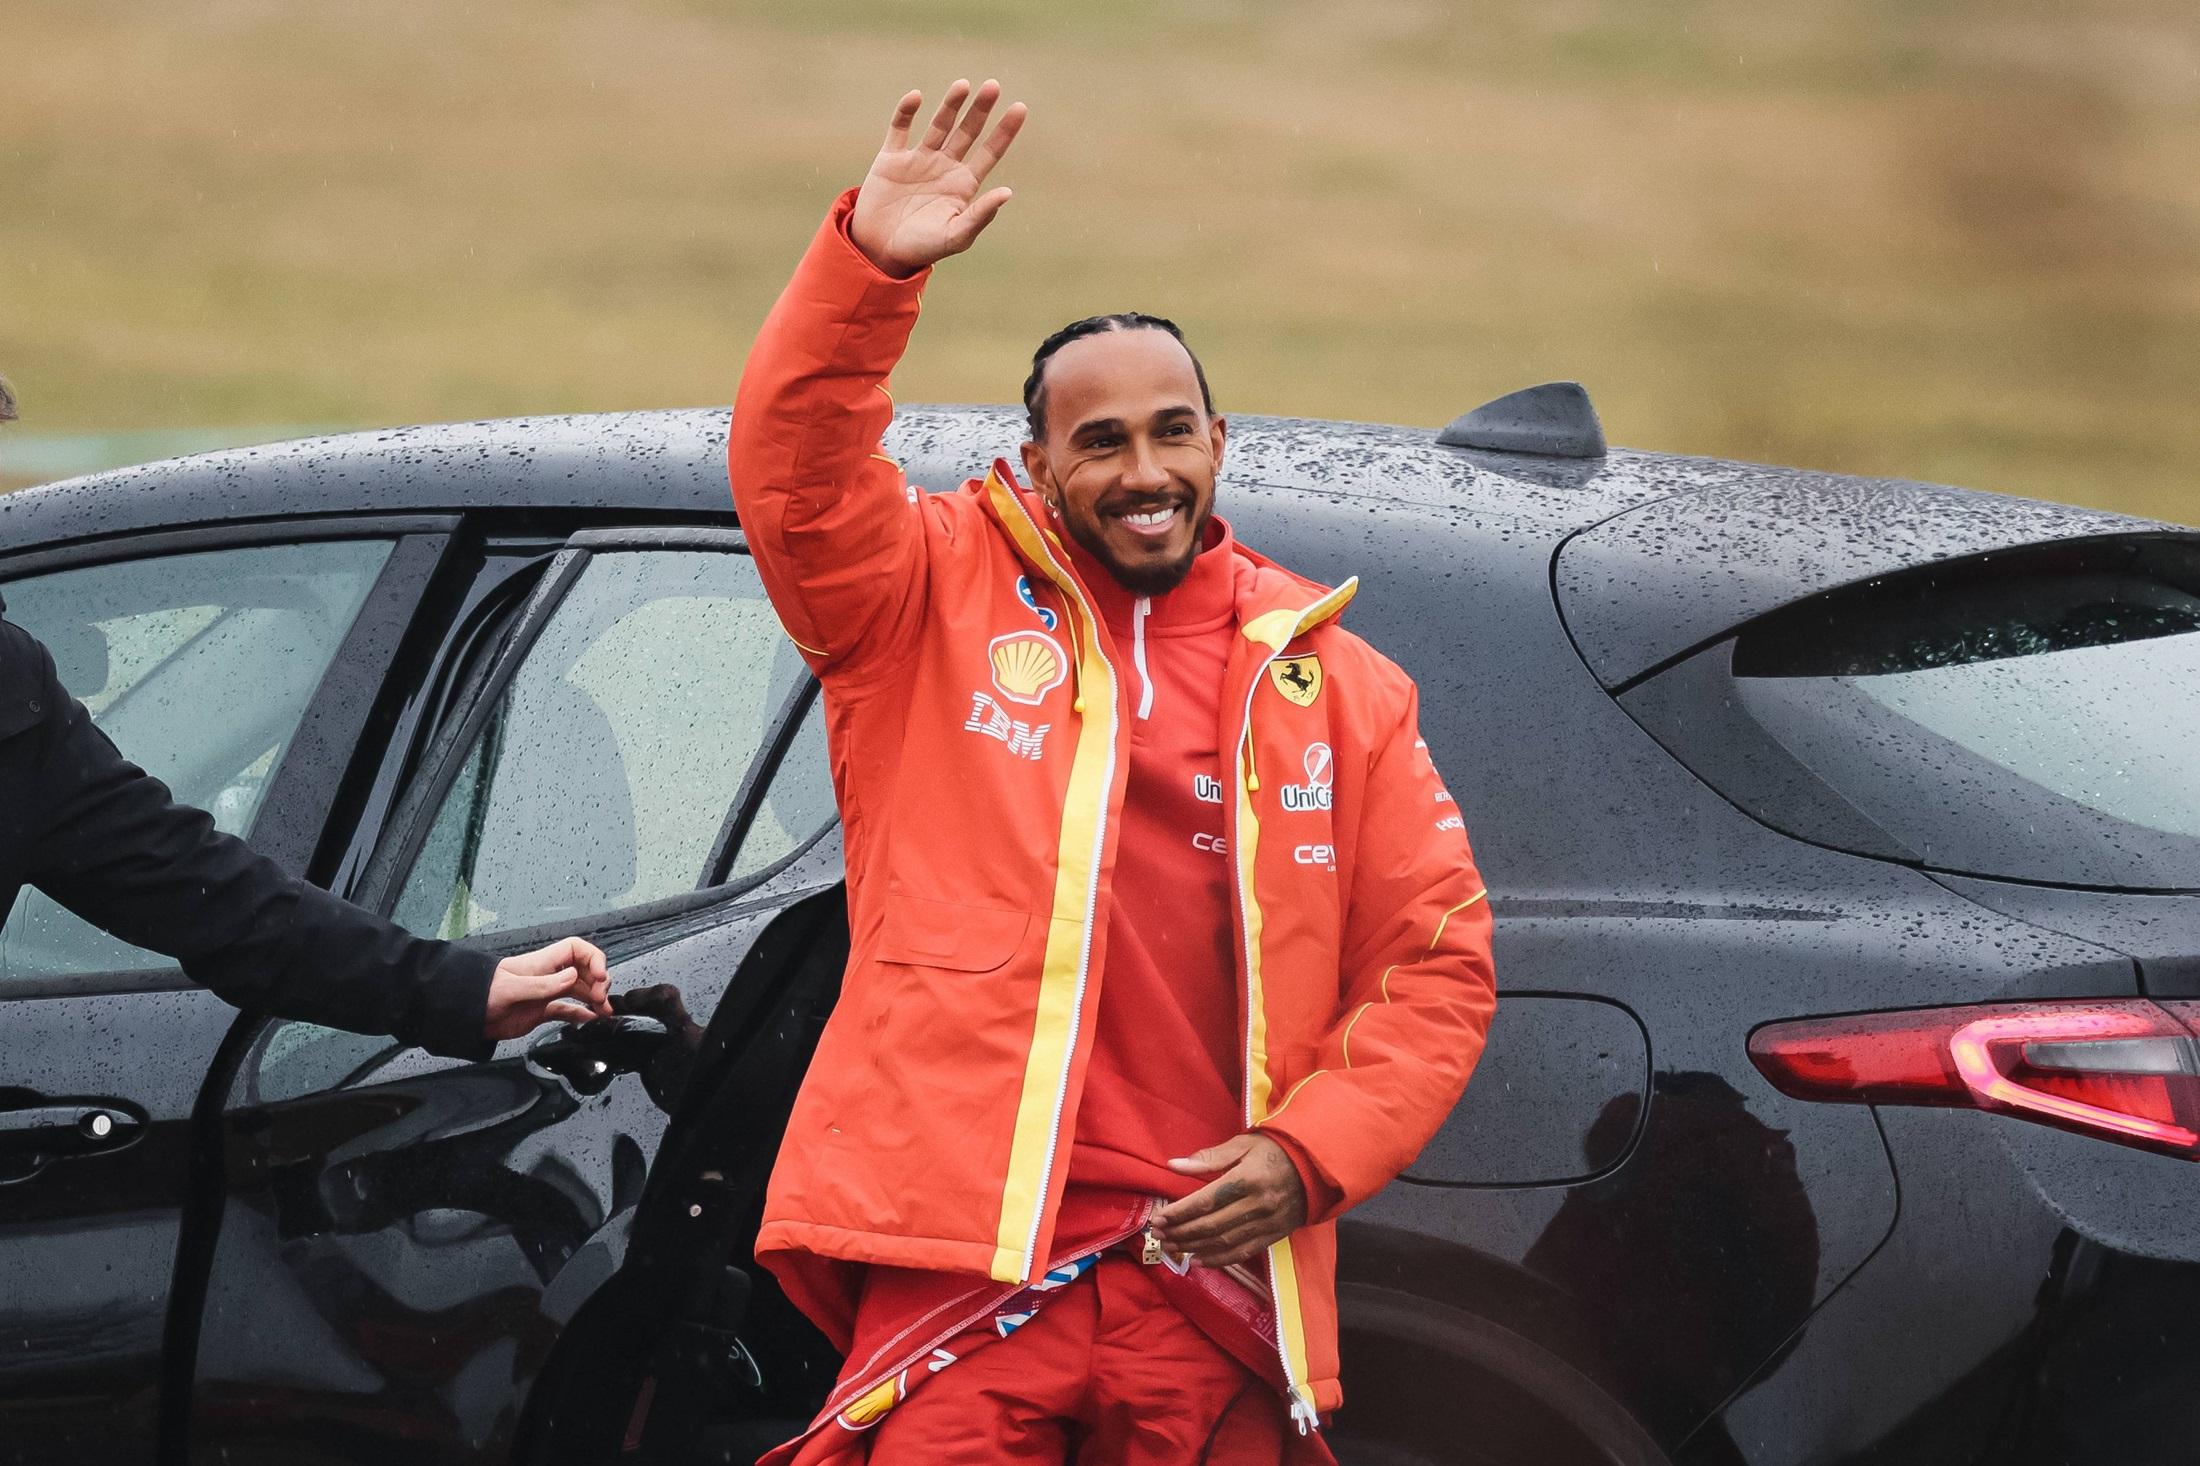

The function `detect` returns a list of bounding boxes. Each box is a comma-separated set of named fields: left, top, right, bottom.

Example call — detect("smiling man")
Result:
left=731, top=80, right=1496, bottom=1465
left=1016, top=311, right=1220, bottom=594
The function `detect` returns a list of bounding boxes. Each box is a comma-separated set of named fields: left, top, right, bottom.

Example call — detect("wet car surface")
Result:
left=1, top=405, right=2196, bottom=1465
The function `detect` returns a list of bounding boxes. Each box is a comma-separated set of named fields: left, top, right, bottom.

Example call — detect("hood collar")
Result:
left=1063, top=513, right=1237, bottom=635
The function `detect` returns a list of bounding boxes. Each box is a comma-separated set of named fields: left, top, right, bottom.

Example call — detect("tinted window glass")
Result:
left=1717, top=540, right=2200, bottom=888
left=393, top=550, right=810, bottom=938
left=726, top=693, right=836, bottom=886
left=0, top=540, right=394, bottom=979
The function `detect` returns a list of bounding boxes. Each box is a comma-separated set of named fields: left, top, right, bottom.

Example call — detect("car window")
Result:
left=0, top=540, right=395, bottom=981
left=391, top=549, right=818, bottom=939
left=726, top=692, right=836, bottom=886
left=1629, top=537, right=2200, bottom=889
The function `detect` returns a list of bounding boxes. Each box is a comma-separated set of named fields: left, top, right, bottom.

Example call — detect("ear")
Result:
left=1208, top=414, right=1227, bottom=474
left=1019, top=439, right=1052, bottom=501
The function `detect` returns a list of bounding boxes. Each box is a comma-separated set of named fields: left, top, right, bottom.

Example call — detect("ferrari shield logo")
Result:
left=1268, top=655, right=1323, bottom=707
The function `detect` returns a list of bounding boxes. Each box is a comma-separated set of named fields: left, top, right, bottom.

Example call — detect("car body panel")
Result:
left=0, top=988, right=238, bottom=1464
left=1930, top=874, right=2200, bottom=994
left=1690, top=1105, right=2200, bottom=1466
left=1222, top=475, right=2157, bottom=1453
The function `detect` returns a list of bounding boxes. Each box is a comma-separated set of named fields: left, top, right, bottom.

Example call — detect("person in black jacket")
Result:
left=0, top=603, right=610, bottom=1058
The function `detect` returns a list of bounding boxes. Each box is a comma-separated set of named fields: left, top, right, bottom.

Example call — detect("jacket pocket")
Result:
left=1264, top=1041, right=1324, bottom=1097
left=874, top=892, right=1030, bottom=973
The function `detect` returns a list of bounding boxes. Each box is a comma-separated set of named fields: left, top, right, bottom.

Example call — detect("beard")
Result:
left=1096, top=541, right=1199, bottom=595
left=1061, top=500, right=1209, bottom=596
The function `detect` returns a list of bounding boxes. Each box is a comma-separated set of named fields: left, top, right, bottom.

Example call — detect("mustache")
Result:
left=1098, top=493, right=1188, bottom=515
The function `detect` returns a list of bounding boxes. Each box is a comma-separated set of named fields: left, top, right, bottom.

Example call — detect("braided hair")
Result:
left=1022, top=314, right=1213, bottom=439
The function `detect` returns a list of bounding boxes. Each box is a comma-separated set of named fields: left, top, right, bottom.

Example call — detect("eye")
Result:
left=1162, top=423, right=1192, bottom=437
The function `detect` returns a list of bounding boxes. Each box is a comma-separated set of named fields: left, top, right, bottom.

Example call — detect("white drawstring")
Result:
left=1132, top=597, right=1154, bottom=721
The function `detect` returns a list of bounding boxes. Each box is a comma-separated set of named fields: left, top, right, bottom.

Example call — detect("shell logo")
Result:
left=836, top=1374, right=904, bottom=1429
left=988, top=631, right=1069, bottom=706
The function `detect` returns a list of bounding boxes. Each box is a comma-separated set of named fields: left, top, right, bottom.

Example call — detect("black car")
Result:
left=1, top=395, right=2196, bottom=1466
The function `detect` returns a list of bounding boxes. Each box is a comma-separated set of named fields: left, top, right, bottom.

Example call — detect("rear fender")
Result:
left=1333, top=1280, right=1675, bottom=1466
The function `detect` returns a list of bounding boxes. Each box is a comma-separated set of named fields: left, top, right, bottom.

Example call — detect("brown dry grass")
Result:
left=3, top=0, right=2196, bottom=519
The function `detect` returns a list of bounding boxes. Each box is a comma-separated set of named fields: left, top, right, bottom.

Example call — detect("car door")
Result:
left=0, top=522, right=457, bottom=1466
left=182, top=526, right=841, bottom=1464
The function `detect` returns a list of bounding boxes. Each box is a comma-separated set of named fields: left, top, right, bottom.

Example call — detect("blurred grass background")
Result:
left=2, top=0, right=2195, bottom=520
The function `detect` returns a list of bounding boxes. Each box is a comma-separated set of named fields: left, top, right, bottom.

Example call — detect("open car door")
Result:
left=179, top=527, right=846, bottom=1463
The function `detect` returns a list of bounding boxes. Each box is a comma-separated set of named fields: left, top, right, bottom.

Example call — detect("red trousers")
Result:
left=866, top=1257, right=1287, bottom=1464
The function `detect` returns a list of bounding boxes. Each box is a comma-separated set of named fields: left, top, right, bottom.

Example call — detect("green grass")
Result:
left=2, top=0, right=2195, bottom=522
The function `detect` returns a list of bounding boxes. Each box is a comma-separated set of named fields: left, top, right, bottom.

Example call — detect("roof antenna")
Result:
left=1438, top=382, right=1605, bottom=458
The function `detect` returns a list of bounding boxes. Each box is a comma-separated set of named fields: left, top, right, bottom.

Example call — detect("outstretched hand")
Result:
left=851, top=78, right=1027, bottom=278
left=483, top=935, right=613, bottom=1041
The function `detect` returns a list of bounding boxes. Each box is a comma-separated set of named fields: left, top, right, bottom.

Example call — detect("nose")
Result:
left=1122, top=437, right=1170, bottom=494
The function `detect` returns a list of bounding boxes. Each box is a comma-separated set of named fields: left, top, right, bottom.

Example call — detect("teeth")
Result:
left=1124, top=507, right=1175, bottom=527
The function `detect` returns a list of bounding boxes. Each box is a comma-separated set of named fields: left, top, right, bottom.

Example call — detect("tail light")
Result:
left=1749, top=1000, right=2200, bottom=1160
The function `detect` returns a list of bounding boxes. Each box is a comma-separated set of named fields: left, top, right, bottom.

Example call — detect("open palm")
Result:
left=851, top=79, right=1027, bottom=278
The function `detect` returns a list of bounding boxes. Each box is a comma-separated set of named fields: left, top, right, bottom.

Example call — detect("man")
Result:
left=731, top=81, right=1496, bottom=1463
left=0, top=382, right=612, bottom=1053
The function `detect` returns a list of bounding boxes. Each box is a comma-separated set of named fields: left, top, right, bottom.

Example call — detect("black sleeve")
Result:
left=10, top=626, right=495, bottom=1060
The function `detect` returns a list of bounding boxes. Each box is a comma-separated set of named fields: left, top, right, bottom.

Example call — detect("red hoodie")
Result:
left=1064, top=523, right=1339, bottom=1214
left=1064, top=520, right=1245, bottom=1197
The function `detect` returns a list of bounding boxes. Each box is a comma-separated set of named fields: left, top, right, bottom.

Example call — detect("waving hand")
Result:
left=850, top=78, right=1027, bottom=278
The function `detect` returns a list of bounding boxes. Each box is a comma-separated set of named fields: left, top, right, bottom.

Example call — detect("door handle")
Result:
left=0, top=1098, right=147, bottom=1180
left=526, top=1015, right=671, bottom=1096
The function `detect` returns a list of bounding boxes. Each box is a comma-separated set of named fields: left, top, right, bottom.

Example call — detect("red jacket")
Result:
left=730, top=190, right=1498, bottom=1417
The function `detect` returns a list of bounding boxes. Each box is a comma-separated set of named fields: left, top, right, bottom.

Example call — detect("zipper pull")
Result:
left=1137, top=1196, right=1167, bottom=1265
left=1290, top=1395, right=1319, bottom=1434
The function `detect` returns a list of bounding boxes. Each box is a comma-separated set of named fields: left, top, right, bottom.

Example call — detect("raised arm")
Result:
left=730, top=80, right=1026, bottom=683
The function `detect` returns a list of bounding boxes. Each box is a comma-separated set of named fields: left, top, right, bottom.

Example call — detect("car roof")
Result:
left=6, top=407, right=2176, bottom=682
left=0, top=405, right=1739, bottom=550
